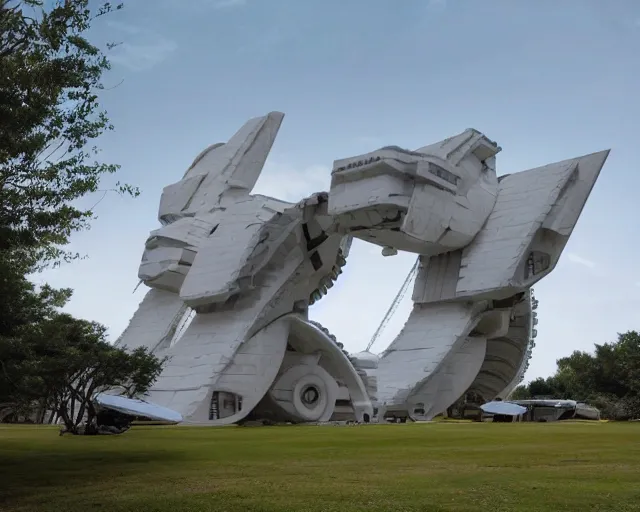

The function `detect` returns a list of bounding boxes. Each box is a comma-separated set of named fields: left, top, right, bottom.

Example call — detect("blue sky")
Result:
left=38, top=0, right=640, bottom=383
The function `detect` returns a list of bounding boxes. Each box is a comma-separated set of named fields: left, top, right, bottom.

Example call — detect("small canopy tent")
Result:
left=480, top=401, right=527, bottom=416
left=94, top=393, right=183, bottom=423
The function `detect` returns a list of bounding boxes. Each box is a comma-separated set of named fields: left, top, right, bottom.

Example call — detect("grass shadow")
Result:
left=0, top=427, right=189, bottom=508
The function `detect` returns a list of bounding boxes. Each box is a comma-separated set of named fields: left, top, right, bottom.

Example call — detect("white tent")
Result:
left=94, top=393, right=183, bottom=423
left=480, top=401, right=527, bottom=416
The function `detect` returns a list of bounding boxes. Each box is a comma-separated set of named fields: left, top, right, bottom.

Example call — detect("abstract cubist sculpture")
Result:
left=116, top=112, right=608, bottom=425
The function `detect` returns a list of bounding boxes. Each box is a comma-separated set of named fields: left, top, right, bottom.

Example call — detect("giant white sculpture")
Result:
left=116, top=112, right=609, bottom=425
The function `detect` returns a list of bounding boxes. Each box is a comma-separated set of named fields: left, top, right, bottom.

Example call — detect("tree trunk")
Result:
left=35, top=398, right=48, bottom=424
left=56, top=400, right=78, bottom=434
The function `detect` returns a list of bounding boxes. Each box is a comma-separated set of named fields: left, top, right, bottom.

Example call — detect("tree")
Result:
left=617, top=331, right=640, bottom=396
left=0, top=279, right=68, bottom=420
left=1, top=313, right=166, bottom=432
left=527, top=377, right=558, bottom=398
left=0, top=251, right=71, bottom=337
left=509, top=385, right=531, bottom=400
left=553, top=350, right=597, bottom=400
left=0, top=1, right=156, bottom=431
left=0, top=0, right=135, bottom=266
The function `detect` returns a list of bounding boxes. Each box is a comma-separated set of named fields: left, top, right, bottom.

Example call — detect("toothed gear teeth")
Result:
left=308, top=247, right=348, bottom=306
left=309, top=320, right=351, bottom=360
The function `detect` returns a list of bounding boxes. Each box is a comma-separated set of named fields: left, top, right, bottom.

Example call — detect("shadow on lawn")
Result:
left=0, top=434, right=186, bottom=508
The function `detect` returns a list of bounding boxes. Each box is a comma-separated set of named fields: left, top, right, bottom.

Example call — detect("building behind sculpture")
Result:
left=508, top=399, right=601, bottom=422
left=113, top=112, right=609, bottom=426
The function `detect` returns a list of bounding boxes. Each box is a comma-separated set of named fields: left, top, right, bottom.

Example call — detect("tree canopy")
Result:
left=0, top=0, right=134, bottom=266
left=1, top=313, right=165, bottom=430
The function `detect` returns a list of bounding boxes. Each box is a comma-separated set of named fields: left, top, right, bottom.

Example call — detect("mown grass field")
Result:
left=1, top=421, right=639, bottom=511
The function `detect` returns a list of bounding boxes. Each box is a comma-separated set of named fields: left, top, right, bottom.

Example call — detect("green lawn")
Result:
left=1, top=422, right=639, bottom=511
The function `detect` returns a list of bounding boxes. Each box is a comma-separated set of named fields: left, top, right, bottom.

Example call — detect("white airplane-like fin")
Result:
left=158, top=112, right=285, bottom=223
left=412, top=149, right=610, bottom=303
left=184, top=111, right=285, bottom=207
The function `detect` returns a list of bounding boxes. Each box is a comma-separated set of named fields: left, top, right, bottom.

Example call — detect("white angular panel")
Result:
left=455, top=159, right=578, bottom=298
left=376, top=301, right=487, bottom=412
left=116, top=288, right=187, bottom=353
left=157, top=112, right=284, bottom=224
left=412, top=335, right=488, bottom=421
left=179, top=198, right=290, bottom=307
